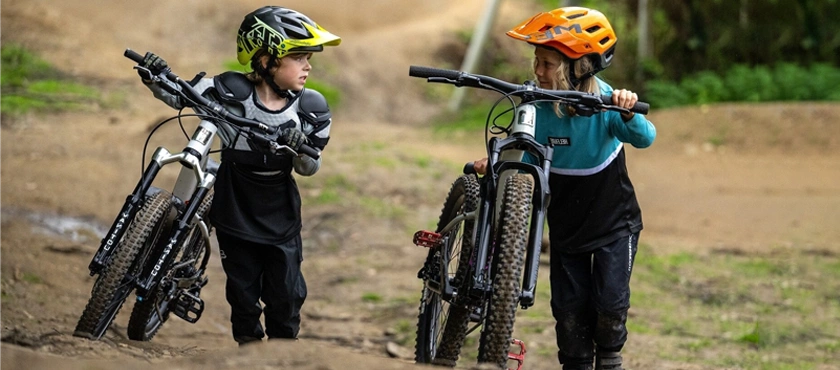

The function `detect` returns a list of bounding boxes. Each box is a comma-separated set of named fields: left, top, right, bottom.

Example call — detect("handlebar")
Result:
left=408, top=65, right=649, bottom=115
left=125, top=49, right=321, bottom=159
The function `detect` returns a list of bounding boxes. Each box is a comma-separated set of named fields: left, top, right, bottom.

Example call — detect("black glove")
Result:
left=138, top=52, right=169, bottom=80
left=280, top=127, right=308, bottom=152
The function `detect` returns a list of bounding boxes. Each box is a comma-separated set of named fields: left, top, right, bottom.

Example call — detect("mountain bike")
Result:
left=73, top=49, right=321, bottom=341
left=409, top=66, right=648, bottom=369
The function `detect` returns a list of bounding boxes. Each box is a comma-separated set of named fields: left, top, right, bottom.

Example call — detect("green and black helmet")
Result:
left=236, top=6, right=341, bottom=65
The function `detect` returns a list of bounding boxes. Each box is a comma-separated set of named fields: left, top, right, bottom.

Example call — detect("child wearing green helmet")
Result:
left=138, top=6, right=340, bottom=345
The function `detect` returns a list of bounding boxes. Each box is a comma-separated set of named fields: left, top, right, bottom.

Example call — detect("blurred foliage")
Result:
left=646, top=63, right=840, bottom=108
left=462, top=0, right=840, bottom=109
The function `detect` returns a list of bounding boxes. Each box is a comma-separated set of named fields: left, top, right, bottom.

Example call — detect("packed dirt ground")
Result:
left=2, top=1, right=840, bottom=369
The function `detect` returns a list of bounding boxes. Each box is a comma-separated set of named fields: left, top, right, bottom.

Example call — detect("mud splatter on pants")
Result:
left=550, top=233, right=639, bottom=368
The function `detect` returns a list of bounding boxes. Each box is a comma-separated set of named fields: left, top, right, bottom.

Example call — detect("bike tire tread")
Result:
left=74, top=191, right=172, bottom=339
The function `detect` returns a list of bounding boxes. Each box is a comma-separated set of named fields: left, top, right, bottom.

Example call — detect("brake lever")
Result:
left=267, top=142, right=300, bottom=157
left=597, top=104, right=632, bottom=115
left=134, top=66, right=156, bottom=81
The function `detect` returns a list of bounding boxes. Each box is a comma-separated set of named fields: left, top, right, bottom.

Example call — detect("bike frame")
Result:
left=435, top=92, right=553, bottom=311
left=86, top=115, right=218, bottom=300
left=410, top=65, right=649, bottom=368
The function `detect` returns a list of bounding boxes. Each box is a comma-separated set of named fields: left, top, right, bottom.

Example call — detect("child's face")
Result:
left=533, top=47, right=563, bottom=89
left=272, top=53, right=313, bottom=91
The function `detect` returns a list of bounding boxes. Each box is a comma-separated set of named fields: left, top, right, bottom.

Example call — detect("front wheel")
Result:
left=126, top=191, right=213, bottom=341
left=415, top=174, right=479, bottom=366
left=477, top=174, right=533, bottom=368
left=74, top=191, right=173, bottom=340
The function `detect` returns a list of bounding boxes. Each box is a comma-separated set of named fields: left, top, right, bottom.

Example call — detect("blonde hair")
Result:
left=533, top=49, right=601, bottom=117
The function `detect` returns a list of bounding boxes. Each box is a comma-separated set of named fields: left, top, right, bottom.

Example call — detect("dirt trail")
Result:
left=3, top=1, right=840, bottom=369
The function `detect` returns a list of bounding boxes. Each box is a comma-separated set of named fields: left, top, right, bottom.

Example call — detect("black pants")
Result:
left=550, top=233, right=639, bottom=367
left=216, top=230, right=307, bottom=343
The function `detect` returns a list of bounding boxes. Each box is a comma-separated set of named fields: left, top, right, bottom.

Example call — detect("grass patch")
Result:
left=431, top=102, right=515, bottom=134
left=403, top=246, right=840, bottom=368
left=21, top=272, right=43, bottom=284
left=1, top=44, right=104, bottom=117
left=361, top=292, right=383, bottom=303
left=624, top=247, right=840, bottom=368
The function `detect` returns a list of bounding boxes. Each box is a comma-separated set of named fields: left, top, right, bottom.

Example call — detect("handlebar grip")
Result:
left=463, top=162, right=476, bottom=175
left=125, top=49, right=145, bottom=64
left=600, top=94, right=650, bottom=115
left=298, top=144, right=321, bottom=160
left=409, top=65, right=461, bottom=80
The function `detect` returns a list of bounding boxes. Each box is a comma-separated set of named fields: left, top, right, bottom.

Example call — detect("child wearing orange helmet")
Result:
left=475, top=7, right=656, bottom=370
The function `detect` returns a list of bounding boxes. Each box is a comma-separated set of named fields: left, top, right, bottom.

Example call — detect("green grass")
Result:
left=21, top=272, right=43, bottom=284
left=361, top=292, right=383, bottom=303
left=622, top=247, right=840, bottom=368
left=384, top=245, right=840, bottom=368
left=1, top=44, right=104, bottom=117
left=431, top=102, right=516, bottom=133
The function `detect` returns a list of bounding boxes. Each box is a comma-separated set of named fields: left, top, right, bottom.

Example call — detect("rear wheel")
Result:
left=477, top=174, right=533, bottom=368
left=415, top=175, right=479, bottom=366
left=127, top=191, right=213, bottom=341
left=74, top=191, right=173, bottom=340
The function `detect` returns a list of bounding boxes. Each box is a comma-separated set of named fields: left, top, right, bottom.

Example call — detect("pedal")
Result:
left=508, top=338, right=527, bottom=370
left=413, top=230, right=441, bottom=248
left=469, top=305, right=484, bottom=322
left=172, top=289, right=204, bottom=323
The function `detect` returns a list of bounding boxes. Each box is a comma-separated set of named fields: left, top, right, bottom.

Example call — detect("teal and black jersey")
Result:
left=534, top=79, right=656, bottom=253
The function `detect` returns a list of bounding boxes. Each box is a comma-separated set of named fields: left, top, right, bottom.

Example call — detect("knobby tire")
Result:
left=415, top=174, right=479, bottom=366
left=126, top=191, right=213, bottom=341
left=74, top=191, right=173, bottom=340
left=477, top=174, right=533, bottom=368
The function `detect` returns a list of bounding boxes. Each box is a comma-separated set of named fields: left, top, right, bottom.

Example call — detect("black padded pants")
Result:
left=550, top=233, right=639, bottom=368
left=216, top=230, right=307, bottom=343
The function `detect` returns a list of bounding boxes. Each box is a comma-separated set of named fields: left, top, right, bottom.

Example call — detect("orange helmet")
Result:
left=507, top=7, right=617, bottom=73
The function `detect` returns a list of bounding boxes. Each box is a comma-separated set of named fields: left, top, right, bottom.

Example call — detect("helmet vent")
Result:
left=586, top=25, right=601, bottom=33
left=599, top=36, right=611, bottom=45
left=566, top=13, right=585, bottom=20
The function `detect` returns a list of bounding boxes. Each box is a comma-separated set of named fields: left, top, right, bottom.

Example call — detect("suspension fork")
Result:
left=122, top=120, right=215, bottom=296
left=136, top=179, right=214, bottom=299
left=468, top=174, right=497, bottom=299
left=519, top=156, right=552, bottom=308
left=88, top=160, right=164, bottom=275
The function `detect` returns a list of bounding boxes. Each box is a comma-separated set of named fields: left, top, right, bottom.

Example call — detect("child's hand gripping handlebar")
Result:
left=408, top=65, right=650, bottom=115
left=125, top=48, right=321, bottom=160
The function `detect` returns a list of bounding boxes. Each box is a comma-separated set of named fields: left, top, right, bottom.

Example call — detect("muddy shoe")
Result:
left=235, top=336, right=263, bottom=346
left=595, top=351, right=623, bottom=370
left=563, top=364, right=593, bottom=370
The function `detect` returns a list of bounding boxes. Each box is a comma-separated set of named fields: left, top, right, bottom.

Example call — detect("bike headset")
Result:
left=505, top=7, right=617, bottom=89
left=236, top=6, right=341, bottom=99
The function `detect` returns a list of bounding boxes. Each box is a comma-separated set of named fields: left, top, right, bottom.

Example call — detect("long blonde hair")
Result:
left=534, top=47, right=601, bottom=117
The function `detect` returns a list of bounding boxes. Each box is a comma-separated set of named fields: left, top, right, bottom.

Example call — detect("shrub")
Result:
left=644, top=63, right=840, bottom=108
